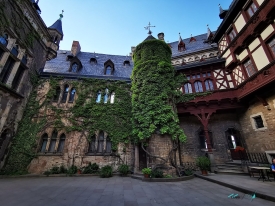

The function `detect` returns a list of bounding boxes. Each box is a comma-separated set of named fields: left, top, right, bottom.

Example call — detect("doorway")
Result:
left=225, top=128, right=246, bottom=160
left=139, top=144, right=147, bottom=171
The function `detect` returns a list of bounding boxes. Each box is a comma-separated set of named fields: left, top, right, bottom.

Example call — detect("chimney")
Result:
left=158, top=32, right=164, bottom=41
left=71, top=41, right=81, bottom=56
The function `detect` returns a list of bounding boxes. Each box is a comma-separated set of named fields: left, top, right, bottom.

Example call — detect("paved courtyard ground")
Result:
left=0, top=176, right=273, bottom=206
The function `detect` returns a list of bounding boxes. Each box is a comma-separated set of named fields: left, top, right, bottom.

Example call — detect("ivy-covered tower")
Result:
left=131, top=33, right=186, bottom=173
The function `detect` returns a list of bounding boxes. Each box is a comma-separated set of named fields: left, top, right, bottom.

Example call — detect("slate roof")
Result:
left=42, top=50, right=133, bottom=79
left=48, top=19, right=63, bottom=35
left=169, top=33, right=217, bottom=58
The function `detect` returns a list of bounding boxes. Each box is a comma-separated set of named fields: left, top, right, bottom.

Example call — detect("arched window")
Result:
left=71, top=63, right=78, bottom=72
left=61, top=85, right=69, bottom=103
left=57, top=134, right=66, bottom=152
left=96, top=91, right=101, bottom=103
left=53, top=87, right=61, bottom=102
left=104, top=88, right=109, bottom=103
left=68, top=88, right=76, bottom=103
left=105, top=66, right=112, bottom=75
left=88, top=135, right=96, bottom=153
left=194, top=81, right=203, bottom=92
left=205, top=79, right=214, bottom=91
left=0, top=33, right=8, bottom=46
left=199, top=130, right=213, bottom=149
left=11, top=45, right=19, bottom=57
left=48, top=130, right=58, bottom=152
left=106, top=137, right=112, bottom=153
left=40, top=133, right=48, bottom=153
left=110, top=92, right=115, bottom=104
left=184, top=83, right=192, bottom=94
left=98, top=131, right=104, bottom=153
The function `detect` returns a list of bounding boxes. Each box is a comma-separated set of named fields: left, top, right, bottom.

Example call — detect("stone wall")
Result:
left=179, top=112, right=242, bottom=164
left=239, top=92, right=275, bottom=152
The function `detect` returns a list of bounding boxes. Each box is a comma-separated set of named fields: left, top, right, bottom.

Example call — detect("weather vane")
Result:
left=144, top=22, right=155, bottom=35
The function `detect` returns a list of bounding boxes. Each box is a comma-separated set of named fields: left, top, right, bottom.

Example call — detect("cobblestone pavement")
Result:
left=0, top=176, right=273, bottom=206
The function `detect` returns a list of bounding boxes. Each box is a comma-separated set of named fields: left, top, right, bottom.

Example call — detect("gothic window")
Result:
left=268, top=37, right=275, bottom=58
left=71, top=63, right=78, bottom=72
left=106, top=137, right=112, bottom=153
left=68, top=88, right=76, bottom=103
left=205, top=79, right=214, bottom=91
left=110, top=92, right=115, bottom=104
left=40, top=133, right=48, bottom=153
left=244, top=59, right=256, bottom=77
left=88, top=131, right=112, bottom=154
left=0, top=57, right=15, bottom=83
left=253, top=116, right=264, bottom=129
left=96, top=91, right=101, bottom=103
left=199, top=130, right=213, bottom=149
left=104, top=88, right=109, bottom=103
left=11, top=66, right=25, bottom=90
left=61, top=85, right=69, bottom=103
left=194, top=81, right=203, bottom=92
left=57, top=134, right=66, bottom=153
left=105, top=66, right=112, bottom=75
left=53, top=87, right=61, bottom=102
left=246, top=2, right=258, bottom=18
left=184, top=83, right=192, bottom=94
left=11, top=45, right=19, bottom=57
left=228, top=29, right=237, bottom=41
left=0, top=33, right=8, bottom=46
left=48, top=130, right=58, bottom=152
left=88, top=136, right=96, bottom=153
left=98, top=131, right=104, bottom=153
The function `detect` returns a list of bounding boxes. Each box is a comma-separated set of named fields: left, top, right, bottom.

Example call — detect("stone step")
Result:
left=217, top=167, right=243, bottom=171
left=216, top=164, right=243, bottom=168
left=214, top=169, right=248, bottom=175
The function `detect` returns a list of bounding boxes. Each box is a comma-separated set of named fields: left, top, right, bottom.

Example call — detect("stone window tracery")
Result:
left=48, top=130, right=57, bottom=152
left=40, top=133, right=48, bottom=153
left=57, top=134, right=66, bottom=152
left=88, top=131, right=112, bottom=154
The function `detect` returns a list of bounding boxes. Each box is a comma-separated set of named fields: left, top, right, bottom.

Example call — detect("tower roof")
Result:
left=48, top=12, right=64, bottom=35
left=143, top=35, right=156, bottom=42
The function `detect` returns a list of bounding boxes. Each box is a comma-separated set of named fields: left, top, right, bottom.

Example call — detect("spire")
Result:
left=207, top=24, right=213, bottom=40
left=48, top=11, right=64, bottom=35
left=178, top=33, right=184, bottom=45
left=219, top=4, right=228, bottom=19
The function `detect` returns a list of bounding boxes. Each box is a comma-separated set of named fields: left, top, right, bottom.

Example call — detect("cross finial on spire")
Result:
left=59, top=10, right=64, bottom=20
left=144, top=22, right=155, bottom=36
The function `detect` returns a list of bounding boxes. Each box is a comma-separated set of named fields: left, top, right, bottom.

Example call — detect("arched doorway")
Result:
left=225, top=128, right=246, bottom=160
left=198, top=129, right=213, bottom=150
left=0, top=129, right=12, bottom=161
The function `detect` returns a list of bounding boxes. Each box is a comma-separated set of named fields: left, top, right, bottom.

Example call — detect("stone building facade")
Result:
left=0, top=0, right=60, bottom=169
left=2, top=0, right=275, bottom=174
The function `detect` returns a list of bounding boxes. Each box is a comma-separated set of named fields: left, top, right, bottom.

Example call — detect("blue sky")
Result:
left=39, top=0, right=232, bottom=55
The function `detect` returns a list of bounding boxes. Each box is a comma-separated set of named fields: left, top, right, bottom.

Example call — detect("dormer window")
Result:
left=90, top=58, right=97, bottom=65
left=71, top=63, right=78, bottom=72
left=104, top=60, right=115, bottom=75
left=0, top=33, right=8, bottom=46
left=124, top=60, right=130, bottom=66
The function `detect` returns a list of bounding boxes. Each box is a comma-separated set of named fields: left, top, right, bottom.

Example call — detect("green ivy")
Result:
left=131, top=39, right=204, bottom=143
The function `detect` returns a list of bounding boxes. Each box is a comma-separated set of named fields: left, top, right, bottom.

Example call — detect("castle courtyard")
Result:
left=0, top=176, right=273, bottom=206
